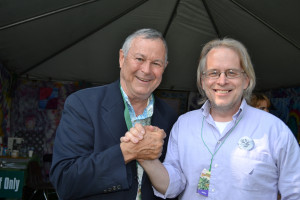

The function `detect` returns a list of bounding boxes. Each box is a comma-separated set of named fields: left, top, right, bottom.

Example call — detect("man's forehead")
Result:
left=207, top=46, right=239, bottom=57
left=206, top=47, right=241, bottom=66
left=129, top=38, right=165, bottom=55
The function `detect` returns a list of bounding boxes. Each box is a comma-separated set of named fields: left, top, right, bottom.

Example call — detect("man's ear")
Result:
left=119, top=49, right=124, bottom=69
left=164, top=61, right=168, bottom=69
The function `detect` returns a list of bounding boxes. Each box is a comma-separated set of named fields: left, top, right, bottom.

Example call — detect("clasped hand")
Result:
left=120, top=123, right=166, bottom=162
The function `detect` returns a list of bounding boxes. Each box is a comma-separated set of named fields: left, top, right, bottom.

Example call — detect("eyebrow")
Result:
left=134, top=53, right=164, bottom=64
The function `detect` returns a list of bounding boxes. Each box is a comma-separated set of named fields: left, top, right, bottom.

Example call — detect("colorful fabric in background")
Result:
left=266, top=88, right=300, bottom=143
left=39, top=87, right=58, bottom=109
left=0, top=64, right=12, bottom=139
left=6, top=78, right=91, bottom=155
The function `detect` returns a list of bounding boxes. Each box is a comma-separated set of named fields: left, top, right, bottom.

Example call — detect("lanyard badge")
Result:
left=197, top=168, right=211, bottom=197
left=197, top=116, right=243, bottom=197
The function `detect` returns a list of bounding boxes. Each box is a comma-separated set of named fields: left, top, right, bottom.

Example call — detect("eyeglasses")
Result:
left=202, top=69, right=245, bottom=79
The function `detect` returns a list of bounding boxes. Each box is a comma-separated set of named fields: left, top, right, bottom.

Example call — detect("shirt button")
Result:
left=214, top=164, right=218, bottom=168
left=212, top=188, right=215, bottom=192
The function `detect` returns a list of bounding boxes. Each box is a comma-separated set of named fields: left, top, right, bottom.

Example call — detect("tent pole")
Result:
left=202, top=0, right=221, bottom=38
left=0, top=0, right=99, bottom=31
left=231, top=0, right=300, bottom=50
left=19, top=0, right=149, bottom=75
left=163, top=0, right=181, bottom=37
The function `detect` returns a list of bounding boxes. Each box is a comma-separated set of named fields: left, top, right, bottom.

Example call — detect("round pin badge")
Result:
left=238, top=136, right=255, bottom=151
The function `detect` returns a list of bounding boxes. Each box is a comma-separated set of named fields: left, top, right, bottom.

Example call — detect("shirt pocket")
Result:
left=230, top=154, right=277, bottom=190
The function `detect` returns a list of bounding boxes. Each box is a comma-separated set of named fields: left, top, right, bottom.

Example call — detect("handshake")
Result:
left=120, top=123, right=166, bottom=164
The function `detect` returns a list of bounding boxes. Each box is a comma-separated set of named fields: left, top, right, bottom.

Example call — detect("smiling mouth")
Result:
left=136, top=76, right=151, bottom=82
left=214, top=89, right=230, bottom=94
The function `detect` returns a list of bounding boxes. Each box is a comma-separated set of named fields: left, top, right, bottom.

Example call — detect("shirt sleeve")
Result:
left=277, top=127, right=300, bottom=199
left=153, top=120, right=186, bottom=198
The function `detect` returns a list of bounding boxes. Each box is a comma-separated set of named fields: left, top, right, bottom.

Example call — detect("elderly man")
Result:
left=122, top=38, right=300, bottom=199
left=50, top=28, right=178, bottom=200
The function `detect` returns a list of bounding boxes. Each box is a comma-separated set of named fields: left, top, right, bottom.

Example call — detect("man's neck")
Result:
left=129, top=97, right=148, bottom=116
left=210, top=110, right=233, bottom=122
left=210, top=103, right=241, bottom=122
left=120, top=82, right=150, bottom=116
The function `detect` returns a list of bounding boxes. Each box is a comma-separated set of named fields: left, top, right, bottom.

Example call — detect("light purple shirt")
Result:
left=154, top=99, right=300, bottom=200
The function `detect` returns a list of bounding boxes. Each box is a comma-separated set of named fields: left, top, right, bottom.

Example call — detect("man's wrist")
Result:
left=120, top=142, right=136, bottom=164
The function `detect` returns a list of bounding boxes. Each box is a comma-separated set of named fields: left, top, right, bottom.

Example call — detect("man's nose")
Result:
left=141, top=61, right=151, bottom=73
left=216, top=72, right=227, bottom=84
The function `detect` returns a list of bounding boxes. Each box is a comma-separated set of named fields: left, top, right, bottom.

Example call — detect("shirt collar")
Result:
left=201, top=99, right=247, bottom=122
left=120, top=86, right=154, bottom=120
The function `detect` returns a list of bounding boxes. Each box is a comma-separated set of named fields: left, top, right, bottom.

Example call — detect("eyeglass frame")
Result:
left=202, top=69, right=246, bottom=79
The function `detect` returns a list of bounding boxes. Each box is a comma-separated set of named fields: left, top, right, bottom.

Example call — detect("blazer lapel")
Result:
left=101, top=81, right=128, bottom=143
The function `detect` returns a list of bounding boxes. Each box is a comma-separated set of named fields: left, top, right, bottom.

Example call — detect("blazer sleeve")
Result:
left=50, top=93, right=131, bottom=199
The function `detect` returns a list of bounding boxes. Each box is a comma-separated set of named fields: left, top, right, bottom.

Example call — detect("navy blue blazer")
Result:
left=50, top=80, right=178, bottom=200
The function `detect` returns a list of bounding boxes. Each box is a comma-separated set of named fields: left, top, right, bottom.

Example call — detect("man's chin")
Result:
left=211, top=101, right=231, bottom=109
left=134, top=90, right=152, bottom=99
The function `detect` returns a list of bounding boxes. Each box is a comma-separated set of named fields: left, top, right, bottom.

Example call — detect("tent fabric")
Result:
left=1, top=0, right=300, bottom=91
